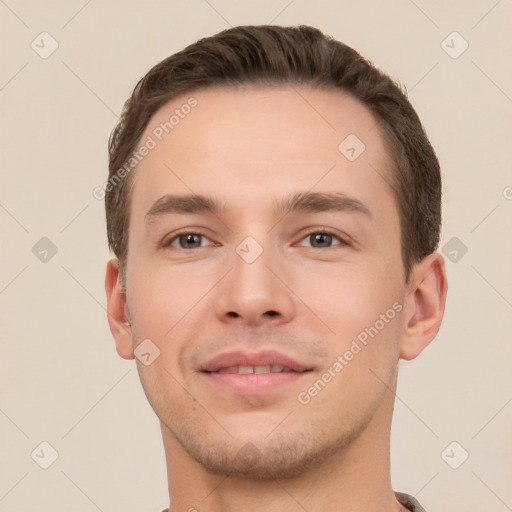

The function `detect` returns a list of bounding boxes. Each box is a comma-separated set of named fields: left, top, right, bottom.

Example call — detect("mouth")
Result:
left=210, top=365, right=300, bottom=374
left=199, top=350, right=313, bottom=395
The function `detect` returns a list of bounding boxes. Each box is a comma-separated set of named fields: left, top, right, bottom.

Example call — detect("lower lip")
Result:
left=201, top=371, right=310, bottom=395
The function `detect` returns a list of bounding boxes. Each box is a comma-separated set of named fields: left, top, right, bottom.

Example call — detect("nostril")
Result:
left=225, top=311, right=278, bottom=319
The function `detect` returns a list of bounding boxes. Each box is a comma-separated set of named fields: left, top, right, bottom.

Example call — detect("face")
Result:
left=121, top=85, right=408, bottom=478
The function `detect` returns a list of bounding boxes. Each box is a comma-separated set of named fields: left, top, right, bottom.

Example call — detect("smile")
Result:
left=212, top=365, right=299, bottom=374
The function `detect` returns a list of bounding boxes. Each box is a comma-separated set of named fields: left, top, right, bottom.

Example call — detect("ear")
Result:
left=105, top=258, right=134, bottom=360
left=400, top=252, right=448, bottom=360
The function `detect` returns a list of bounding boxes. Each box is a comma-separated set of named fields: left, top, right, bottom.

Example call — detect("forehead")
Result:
left=129, top=84, right=396, bottom=223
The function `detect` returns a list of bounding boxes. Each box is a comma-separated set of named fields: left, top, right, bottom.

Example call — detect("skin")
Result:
left=105, top=85, right=447, bottom=512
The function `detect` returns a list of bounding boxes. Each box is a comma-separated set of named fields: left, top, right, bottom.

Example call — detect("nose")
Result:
left=213, top=240, right=296, bottom=327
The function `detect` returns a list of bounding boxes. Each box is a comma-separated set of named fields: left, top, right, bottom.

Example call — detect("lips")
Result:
left=199, top=350, right=313, bottom=395
left=215, top=365, right=296, bottom=374
left=200, top=350, right=311, bottom=374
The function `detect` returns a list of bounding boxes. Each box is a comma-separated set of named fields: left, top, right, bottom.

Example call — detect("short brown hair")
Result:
left=106, top=25, right=441, bottom=288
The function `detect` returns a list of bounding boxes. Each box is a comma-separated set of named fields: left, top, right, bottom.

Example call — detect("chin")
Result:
left=170, top=423, right=363, bottom=481
left=192, top=443, right=315, bottom=480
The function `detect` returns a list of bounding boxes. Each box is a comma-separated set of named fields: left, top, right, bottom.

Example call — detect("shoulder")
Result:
left=395, top=491, right=427, bottom=512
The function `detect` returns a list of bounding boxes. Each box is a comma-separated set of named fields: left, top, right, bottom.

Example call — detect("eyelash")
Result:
left=162, top=228, right=348, bottom=250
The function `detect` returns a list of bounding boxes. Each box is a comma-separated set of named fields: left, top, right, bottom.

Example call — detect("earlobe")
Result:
left=105, top=258, right=135, bottom=360
left=400, top=252, right=448, bottom=360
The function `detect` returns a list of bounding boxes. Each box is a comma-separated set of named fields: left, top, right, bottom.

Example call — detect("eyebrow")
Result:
left=144, top=191, right=372, bottom=224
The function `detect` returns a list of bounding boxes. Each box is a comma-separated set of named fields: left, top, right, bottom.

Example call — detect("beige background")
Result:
left=1, top=1, right=511, bottom=511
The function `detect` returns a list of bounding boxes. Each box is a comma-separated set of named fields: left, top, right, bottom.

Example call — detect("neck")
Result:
left=162, top=380, right=401, bottom=512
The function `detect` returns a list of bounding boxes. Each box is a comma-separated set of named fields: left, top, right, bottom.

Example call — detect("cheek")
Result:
left=297, top=303, right=403, bottom=420
left=293, top=259, right=403, bottom=341
left=125, top=249, right=202, bottom=330
left=293, top=260, right=405, bottom=400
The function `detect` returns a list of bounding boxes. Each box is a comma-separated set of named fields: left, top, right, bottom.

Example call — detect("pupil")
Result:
left=182, top=234, right=200, bottom=248
left=313, top=233, right=331, bottom=247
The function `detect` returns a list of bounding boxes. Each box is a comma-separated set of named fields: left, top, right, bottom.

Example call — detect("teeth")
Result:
left=215, top=365, right=295, bottom=374
left=217, top=367, right=235, bottom=374
left=254, top=365, right=271, bottom=374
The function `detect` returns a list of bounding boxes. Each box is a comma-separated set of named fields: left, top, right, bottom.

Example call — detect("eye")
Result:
left=297, top=230, right=347, bottom=248
left=164, top=232, right=213, bottom=249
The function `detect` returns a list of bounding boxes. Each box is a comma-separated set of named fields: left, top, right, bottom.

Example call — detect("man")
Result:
left=104, top=25, right=447, bottom=511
